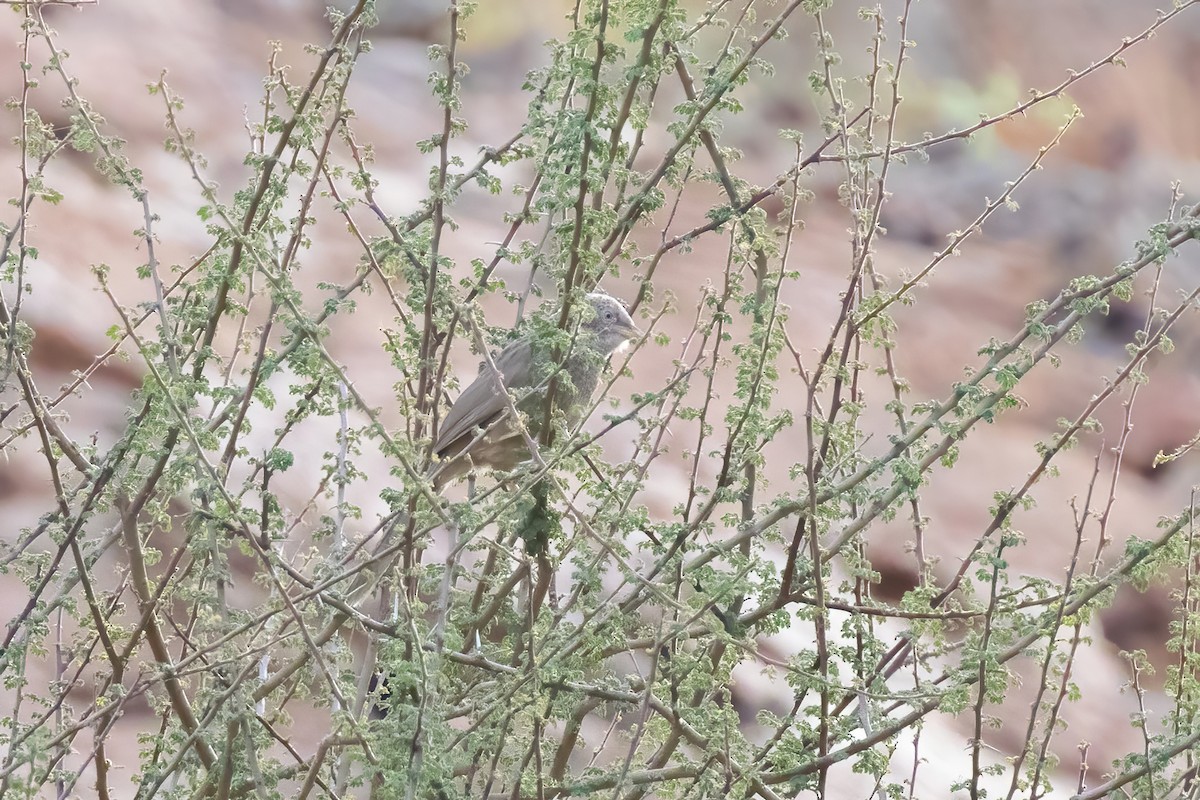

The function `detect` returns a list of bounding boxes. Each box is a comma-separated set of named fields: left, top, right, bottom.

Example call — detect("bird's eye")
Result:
left=605, top=311, right=613, bottom=320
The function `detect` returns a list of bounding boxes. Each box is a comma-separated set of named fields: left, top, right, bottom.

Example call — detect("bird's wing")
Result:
left=433, top=338, right=532, bottom=454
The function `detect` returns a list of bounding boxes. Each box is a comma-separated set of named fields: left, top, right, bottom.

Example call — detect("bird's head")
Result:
left=583, top=292, right=641, bottom=354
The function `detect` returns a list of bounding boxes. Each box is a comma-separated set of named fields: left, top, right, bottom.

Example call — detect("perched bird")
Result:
left=430, top=292, right=640, bottom=486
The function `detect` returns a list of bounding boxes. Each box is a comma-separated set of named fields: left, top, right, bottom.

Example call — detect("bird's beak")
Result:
left=613, top=321, right=642, bottom=354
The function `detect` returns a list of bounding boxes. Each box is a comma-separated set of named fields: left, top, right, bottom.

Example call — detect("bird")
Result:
left=429, top=292, right=640, bottom=487
left=368, top=294, right=639, bottom=723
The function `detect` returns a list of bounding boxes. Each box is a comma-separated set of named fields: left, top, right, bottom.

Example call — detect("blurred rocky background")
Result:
left=5, top=0, right=1200, bottom=796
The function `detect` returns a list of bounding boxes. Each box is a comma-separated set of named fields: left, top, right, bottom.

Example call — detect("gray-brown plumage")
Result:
left=430, top=292, right=639, bottom=487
